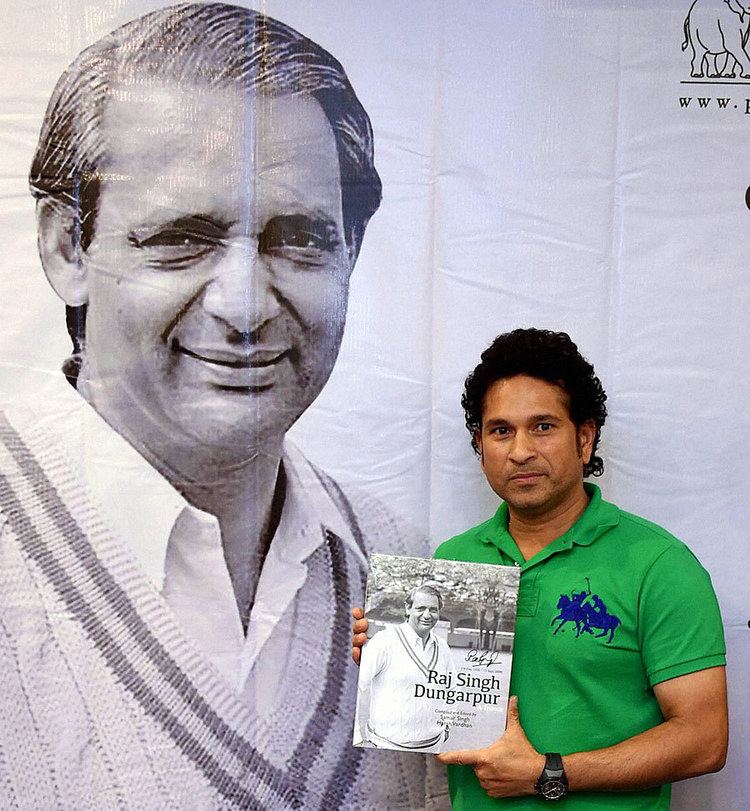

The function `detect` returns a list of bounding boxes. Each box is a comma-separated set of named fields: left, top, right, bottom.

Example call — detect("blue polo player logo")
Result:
left=551, top=578, right=621, bottom=643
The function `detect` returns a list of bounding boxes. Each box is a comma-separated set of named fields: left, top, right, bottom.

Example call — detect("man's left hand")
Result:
left=436, top=696, right=545, bottom=798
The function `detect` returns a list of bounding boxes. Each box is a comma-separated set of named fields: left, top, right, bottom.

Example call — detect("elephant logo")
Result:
left=682, top=0, right=750, bottom=78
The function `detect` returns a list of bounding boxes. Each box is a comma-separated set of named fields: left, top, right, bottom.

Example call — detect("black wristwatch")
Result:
left=534, top=752, right=569, bottom=801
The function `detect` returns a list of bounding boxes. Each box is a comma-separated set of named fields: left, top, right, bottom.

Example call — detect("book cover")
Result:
left=353, top=553, right=520, bottom=754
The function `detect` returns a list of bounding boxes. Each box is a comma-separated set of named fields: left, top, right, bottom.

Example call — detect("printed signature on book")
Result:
left=465, top=649, right=503, bottom=668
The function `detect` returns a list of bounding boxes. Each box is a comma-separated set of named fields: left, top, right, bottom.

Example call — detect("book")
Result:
left=353, top=553, right=520, bottom=754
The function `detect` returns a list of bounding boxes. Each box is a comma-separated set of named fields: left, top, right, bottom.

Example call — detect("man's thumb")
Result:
left=506, top=695, right=520, bottom=728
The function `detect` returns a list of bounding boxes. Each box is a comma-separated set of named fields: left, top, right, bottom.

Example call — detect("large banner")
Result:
left=0, top=1, right=746, bottom=808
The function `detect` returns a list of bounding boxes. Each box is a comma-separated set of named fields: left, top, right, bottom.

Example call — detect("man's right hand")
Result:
left=351, top=607, right=369, bottom=665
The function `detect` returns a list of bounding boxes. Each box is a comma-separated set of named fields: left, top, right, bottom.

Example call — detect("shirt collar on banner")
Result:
left=21, top=372, right=193, bottom=590
left=237, top=440, right=365, bottom=687
left=28, top=373, right=364, bottom=580
left=20, top=372, right=363, bottom=695
left=278, top=439, right=364, bottom=565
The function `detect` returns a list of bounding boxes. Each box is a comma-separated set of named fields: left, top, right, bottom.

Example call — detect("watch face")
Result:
left=540, top=779, right=567, bottom=800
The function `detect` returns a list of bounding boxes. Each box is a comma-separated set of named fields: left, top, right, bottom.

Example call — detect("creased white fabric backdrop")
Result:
left=1, top=1, right=746, bottom=807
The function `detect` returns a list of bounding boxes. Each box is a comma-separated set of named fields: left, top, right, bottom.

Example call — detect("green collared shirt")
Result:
left=434, top=484, right=725, bottom=810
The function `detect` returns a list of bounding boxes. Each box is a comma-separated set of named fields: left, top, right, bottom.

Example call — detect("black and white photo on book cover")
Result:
left=354, top=554, right=520, bottom=755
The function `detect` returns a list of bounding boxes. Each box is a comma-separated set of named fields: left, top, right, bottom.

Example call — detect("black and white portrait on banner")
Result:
left=0, top=4, right=436, bottom=809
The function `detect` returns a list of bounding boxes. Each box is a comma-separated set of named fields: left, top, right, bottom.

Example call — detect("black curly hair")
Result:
left=462, top=328, right=607, bottom=477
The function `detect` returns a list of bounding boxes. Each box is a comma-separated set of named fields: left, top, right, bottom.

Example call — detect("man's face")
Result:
left=477, top=375, right=594, bottom=517
left=79, top=82, right=353, bottom=468
left=406, top=591, right=440, bottom=639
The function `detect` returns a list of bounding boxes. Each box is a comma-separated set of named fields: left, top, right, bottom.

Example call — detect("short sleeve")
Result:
left=638, top=544, right=726, bottom=687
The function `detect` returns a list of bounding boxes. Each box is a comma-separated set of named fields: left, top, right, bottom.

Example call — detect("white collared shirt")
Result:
left=359, top=621, right=456, bottom=747
left=11, top=372, right=366, bottom=709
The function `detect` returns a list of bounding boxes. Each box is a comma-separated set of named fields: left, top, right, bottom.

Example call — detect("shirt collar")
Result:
left=22, top=373, right=210, bottom=589
left=564, top=483, right=620, bottom=546
left=279, top=440, right=367, bottom=569
left=399, top=620, right=436, bottom=649
left=24, top=373, right=366, bottom=591
left=482, top=483, right=620, bottom=563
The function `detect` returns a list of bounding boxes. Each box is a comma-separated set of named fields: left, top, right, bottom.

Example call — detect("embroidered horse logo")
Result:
left=551, top=578, right=621, bottom=643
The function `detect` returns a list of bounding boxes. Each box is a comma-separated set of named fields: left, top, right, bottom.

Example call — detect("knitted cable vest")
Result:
left=0, top=411, right=430, bottom=810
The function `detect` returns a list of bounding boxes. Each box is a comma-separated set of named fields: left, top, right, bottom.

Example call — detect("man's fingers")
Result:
left=436, top=748, right=482, bottom=767
left=351, top=607, right=369, bottom=666
left=351, top=606, right=368, bottom=637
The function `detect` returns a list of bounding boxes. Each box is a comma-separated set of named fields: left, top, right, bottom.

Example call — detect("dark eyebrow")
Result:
left=166, top=214, right=232, bottom=232
left=483, top=414, right=562, bottom=429
left=258, top=212, right=343, bottom=253
left=483, top=418, right=510, bottom=429
left=128, top=214, right=232, bottom=245
left=260, top=211, right=339, bottom=230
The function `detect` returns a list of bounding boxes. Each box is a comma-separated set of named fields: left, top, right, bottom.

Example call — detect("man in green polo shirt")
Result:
left=352, top=328, right=727, bottom=809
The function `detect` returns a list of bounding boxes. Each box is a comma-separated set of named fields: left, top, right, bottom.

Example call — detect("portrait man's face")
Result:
left=406, top=591, right=440, bottom=638
left=62, top=81, right=353, bottom=465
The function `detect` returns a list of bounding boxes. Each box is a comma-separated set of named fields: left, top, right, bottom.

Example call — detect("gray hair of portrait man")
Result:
left=28, top=1, right=382, bottom=359
left=404, top=584, right=444, bottom=612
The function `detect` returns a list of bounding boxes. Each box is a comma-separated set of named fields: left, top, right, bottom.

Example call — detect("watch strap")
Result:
left=535, top=752, right=568, bottom=801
